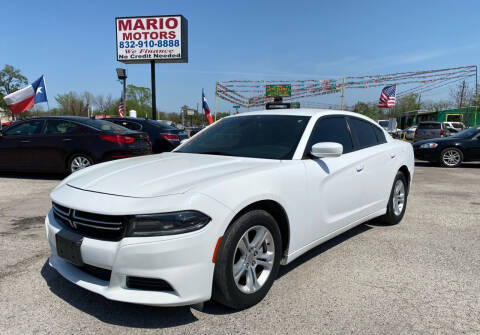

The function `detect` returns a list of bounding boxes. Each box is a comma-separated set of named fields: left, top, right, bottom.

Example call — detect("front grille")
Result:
left=126, top=276, right=174, bottom=291
left=52, top=202, right=125, bottom=241
left=76, top=264, right=112, bottom=282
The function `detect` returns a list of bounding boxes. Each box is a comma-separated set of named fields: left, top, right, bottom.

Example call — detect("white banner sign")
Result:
left=116, top=15, right=188, bottom=64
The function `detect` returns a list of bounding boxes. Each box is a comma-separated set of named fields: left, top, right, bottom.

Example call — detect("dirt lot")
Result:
left=0, top=163, right=479, bottom=335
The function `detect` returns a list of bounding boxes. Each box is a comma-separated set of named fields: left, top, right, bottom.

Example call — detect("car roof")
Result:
left=227, top=108, right=378, bottom=122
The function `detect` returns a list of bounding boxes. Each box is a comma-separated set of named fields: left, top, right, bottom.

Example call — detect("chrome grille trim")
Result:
left=72, top=220, right=122, bottom=231
left=72, top=212, right=122, bottom=226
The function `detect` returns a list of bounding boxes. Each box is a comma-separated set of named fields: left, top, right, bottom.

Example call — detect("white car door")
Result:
left=303, top=116, right=372, bottom=242
left=347, top=117, right=395, bottom=214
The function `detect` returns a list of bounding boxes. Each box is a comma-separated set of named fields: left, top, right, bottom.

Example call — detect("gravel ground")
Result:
left=0, top=163, right=479, bottom=335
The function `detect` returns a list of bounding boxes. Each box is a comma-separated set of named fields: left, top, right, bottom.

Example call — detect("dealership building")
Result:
left=400, top=106, right=480, bottom=128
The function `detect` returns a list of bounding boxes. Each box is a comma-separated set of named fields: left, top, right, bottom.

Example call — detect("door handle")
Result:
left=62, top=138, right=72, bottom=142
left=356, top=164, right=364, bottom=172
left=390, top=153, right=396, bottom=159
left=20, top=140, right=31, bottom=143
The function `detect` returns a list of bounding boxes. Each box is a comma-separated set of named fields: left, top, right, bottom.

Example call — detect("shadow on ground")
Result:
left=415, top=161, right=480, bottom=168
left=0, top=172, right=65, bottom=180
left=41, top=221, right=374, bottom=327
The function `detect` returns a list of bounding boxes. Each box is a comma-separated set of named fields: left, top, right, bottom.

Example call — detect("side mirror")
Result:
left=310, top=142, right=343, bottom=158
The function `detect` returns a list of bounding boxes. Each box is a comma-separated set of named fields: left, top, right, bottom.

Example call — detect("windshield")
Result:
left=175, top=115, right=310, bottom=159
left=418, top=122, right=441, bottom=129
left=83, top=119, right=131, bottom=133
left=451, top=127, right=480, bottom=139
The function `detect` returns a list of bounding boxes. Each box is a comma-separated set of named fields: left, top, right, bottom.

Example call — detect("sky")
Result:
left=1, top=0, right=479, bottom=114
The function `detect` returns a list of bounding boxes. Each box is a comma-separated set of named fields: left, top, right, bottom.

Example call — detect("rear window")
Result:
left=82, top=119, right=131, bottom=133
left=148, top=120, right=178, bottom=130
left=451, top=122, right=463, bottom=128
left=418, top=123, right=441, bottom=130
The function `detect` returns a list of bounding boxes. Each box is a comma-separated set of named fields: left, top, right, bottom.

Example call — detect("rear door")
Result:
left=347, top=117, right=394, bottom=214
left=0, top=120, right=45, bottom=170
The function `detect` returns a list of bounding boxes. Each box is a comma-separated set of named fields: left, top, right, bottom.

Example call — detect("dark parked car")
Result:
left=413, top=126, right=480, bottom=167
left=106, top=117, right=188, bottom=153
left=0, top=116, right=152, bottom=174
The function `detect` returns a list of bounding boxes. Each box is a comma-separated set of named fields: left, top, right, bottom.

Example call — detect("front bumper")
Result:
left=45, top=188, right=232, bottom=307
left=413, top=147, right=440, bottom=162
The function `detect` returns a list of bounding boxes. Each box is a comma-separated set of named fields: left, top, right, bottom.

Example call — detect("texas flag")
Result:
left=3, top=76, right=48, bottom=115
left=202, top=89, right=213, bottom=125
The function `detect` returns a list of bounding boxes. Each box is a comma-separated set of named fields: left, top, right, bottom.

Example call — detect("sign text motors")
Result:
left=116, top=15, right=188, bottom=64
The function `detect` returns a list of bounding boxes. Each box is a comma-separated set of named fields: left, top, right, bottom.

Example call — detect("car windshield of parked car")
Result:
left=176, top=115, right=310, bottom=159
left=450, top=127, right=480, bottom=139
left=82, top=119, right=130, bottom=133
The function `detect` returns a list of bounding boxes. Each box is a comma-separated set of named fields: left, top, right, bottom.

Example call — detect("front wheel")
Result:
left=440, top=148, right=463, bottom=168
left=378, top=171, right=408, bottom=225
left=212, top=210, right=282, bottom=309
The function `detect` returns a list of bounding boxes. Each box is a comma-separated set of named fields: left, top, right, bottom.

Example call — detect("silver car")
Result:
left=414, top=121, right=447, bottom=142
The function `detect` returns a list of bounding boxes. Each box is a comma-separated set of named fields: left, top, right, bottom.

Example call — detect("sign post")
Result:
left=116, top=15, right=188, bottom=119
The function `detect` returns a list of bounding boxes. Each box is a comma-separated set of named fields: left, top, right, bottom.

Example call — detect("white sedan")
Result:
left=45, top=109, right=414, bottom=309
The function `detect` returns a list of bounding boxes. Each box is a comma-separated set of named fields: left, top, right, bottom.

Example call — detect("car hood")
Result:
left=413, top=137, right=460, bottom=146
left=65, top=152, right=279, bottom=198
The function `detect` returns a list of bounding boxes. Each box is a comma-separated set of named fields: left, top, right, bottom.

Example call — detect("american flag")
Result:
left=378, top=85, right=396, bottom=108
left=118, top=100, right=125, bottom=117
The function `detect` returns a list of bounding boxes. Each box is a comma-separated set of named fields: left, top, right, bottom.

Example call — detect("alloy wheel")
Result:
left=232, top=225, right=275, bottom=294
left=392, top=179, right=406, bottom=216
left=442, top=149, right=461, bottom=167
left=70, top=156, right=91, bottom=172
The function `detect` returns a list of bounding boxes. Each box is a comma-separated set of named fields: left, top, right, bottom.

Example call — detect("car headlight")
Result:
left=419, top=142, right=438, bottom=149
left=126, top=211, right=211, bottom=237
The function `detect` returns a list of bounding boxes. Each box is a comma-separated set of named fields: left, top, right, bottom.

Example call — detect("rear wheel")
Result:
left=378, top=171, right=408, bottom=225
left=440, top=148, right=463, bottom=168
left=68, top=154, right=93, bottom=174
left=213, top=210, right=282, bottom=309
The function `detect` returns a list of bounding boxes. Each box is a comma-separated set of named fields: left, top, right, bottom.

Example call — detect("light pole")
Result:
left=116, top=68, right=127, bottom=114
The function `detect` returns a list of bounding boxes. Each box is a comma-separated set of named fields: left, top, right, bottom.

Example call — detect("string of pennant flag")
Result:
left=215, top=65, right=476, bottom=108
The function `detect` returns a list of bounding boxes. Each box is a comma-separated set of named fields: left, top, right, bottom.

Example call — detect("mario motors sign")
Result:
left=116, top=15, right=188, bottom=63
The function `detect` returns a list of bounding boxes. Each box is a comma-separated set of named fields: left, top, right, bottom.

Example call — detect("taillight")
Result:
left=160, top=133, right=179, bottom=141
left=100, top=135, right=135, bottom=144
left=145, top=134, right=151, bottom=144
left=440, top=129, right=445, bottom=137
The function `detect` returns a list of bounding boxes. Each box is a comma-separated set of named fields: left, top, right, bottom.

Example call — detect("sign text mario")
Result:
left=116, top=15, right=188, bottom=64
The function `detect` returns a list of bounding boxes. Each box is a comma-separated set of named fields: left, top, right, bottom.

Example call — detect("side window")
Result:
left=45, top=120, right=78, bottom=134
left=306, top=117, right=354, bottom=155
left=348, top=118, right=379, bottom=149
left=4, top=120, right=44, bottom=136
left=373, top=126, right=387, bottom=144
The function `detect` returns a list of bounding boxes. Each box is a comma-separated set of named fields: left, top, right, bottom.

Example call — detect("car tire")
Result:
left=212, top=209, right=282, bottom=310
left=67, top=154, right=93, bottom=174
left=378, top=171, right=408, bottom=225
left=440, top=148, right=463, bottom=168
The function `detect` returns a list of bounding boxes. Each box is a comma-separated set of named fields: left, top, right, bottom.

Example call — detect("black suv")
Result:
left=107, top=117, right=188, bottom=153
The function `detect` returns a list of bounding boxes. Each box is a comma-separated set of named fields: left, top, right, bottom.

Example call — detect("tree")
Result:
left=394, top=93, right=420, bottom=116
left=352, top=101, right=382, bottom=119
left=0, top=65, right=28, bottom=114
left=95, top=94, right=115, bottom=114
left=450, top=80, right=473, bottom=109
left=126, top=84, right=151, bottom=106
left=55, top=92, right=87, bottom=116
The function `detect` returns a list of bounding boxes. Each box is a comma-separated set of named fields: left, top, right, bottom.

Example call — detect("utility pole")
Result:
left=214, top=82, right=218, bottom=122
left=340, top=77, right=345, bottom=110
left=459, top=80, right=466, bottom=109
left=151, top=61, right=157, bottom=120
